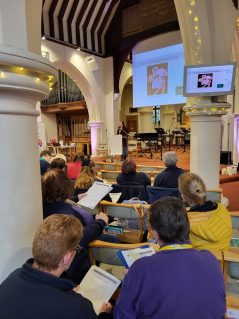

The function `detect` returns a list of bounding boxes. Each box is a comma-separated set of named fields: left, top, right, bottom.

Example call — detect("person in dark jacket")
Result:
left=39, top=149, right=51, bottom=175
left=42, top=169, right=109, bottom=283
left=42, top=168, right=92, bottom=224
left=116, top=159, right=151, bottom=187
left=0, top=214, right=112, bottom=319
left=154, top=151, right=185, bottom=188
left=117, top=121, right=129, bottom=160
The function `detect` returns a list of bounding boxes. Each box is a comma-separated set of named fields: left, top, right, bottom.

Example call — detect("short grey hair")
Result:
left=163, top=151, right=178, bottom=167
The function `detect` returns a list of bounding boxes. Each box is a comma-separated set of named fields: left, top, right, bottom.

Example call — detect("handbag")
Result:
left=119, top=198, right=148, bottom=231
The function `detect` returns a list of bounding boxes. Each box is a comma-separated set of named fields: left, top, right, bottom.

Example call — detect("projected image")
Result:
left=197, top=73, right=213, bottom=88
left=147, top=63, right=168, bottom=95
left=133, top=42, right=186, bottom=107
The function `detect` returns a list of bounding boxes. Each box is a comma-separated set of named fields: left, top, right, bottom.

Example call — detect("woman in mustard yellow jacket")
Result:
left=178, top=172, right=232, bottom=251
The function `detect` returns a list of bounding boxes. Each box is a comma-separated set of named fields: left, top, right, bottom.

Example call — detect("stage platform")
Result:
left=94, top=147, right=190, bottom=171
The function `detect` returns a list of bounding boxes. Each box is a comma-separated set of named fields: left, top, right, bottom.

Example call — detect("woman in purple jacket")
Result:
left=114, top=197, right=226, bottom=319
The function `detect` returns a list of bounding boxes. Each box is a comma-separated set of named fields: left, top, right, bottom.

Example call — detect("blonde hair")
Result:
left=74, top=167, right=94, bottom=189
left=178, top=172, right=206, bottom=206
left=32, top=214, right=83, bottom=271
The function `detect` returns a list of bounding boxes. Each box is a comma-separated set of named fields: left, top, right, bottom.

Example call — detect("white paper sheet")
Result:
left=77, top=182, right=113, bottom=209
left=120, top=246, right=155, bottom=268
left=76, top=265, right=121, bottom=314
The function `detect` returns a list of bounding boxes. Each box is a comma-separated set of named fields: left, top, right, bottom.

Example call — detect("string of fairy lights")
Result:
left=0, top=64, right=56, bottom=92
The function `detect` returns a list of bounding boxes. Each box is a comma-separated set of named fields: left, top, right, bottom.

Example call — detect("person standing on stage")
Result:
left=117, top=121, right=129, bottom=161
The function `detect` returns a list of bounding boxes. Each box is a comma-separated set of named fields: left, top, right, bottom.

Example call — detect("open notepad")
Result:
left=77, top=182, right=113, bottom=209
left=117, top=245, right=156, bottom=269
left=76, top=265, right=121, bottom=314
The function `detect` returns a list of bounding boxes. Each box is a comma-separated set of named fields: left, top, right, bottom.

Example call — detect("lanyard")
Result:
left=159, top=244, right=193, bottom=252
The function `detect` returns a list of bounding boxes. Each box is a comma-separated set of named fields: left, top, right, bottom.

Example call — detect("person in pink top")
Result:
left=67, top=153, right=84, bottom=180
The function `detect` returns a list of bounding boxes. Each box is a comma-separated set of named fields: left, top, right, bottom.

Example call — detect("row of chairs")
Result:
left=99, top=192, right=224, bottom=243
left=88, top=241, right=239, bottom=308
left=102, top=183, right=222, bottom=205
left=88, top=239, right=239, bottom=286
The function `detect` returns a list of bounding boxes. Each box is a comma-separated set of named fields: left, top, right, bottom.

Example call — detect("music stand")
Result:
left=172, top=129, right=186, bottom=152
left=154, top=128, right=166, bottom=159
left=154, top=128, right=165, bottom=135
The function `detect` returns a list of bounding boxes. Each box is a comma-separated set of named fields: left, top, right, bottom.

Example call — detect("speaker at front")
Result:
left=220, top=151, right=232, bottom=165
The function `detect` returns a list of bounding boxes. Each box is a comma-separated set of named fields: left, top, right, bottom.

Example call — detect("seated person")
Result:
left=50, top=157, right=67, bottom=172
left=0, top=214, right=112, bottom=319
left=178, top=172, right=232, bottom=251
left=42, top=168, right=92, bottom=225
left=154, top=151, right=184, bottom=188
left=114, top=197, right=226, bottom=319
left=116, top=159, right=150, bottom=187
left=74, top=167, right=95, bottom=196
left=39, top=149, right=51, bottom=175
left=87, top=160, right=103, bottom=182
left=67, top=153, right=84, bottom=180
left=54, top=153, right=67, bottom=162
left=42, top=169, right=117, bottom=283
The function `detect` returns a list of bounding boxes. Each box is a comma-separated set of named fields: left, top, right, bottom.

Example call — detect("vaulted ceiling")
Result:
left=41, top=0, right=238, bottom=91
left=41, top=0, right=180, bottom=57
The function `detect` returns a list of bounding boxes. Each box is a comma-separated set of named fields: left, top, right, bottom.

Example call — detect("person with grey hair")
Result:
left=154, top=151, right=185, bottom=188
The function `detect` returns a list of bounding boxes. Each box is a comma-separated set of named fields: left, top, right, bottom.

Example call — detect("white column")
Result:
left=139, top=108, right=154, bottom=133
left=190, top=116, right=223, bottom=188
left=174, top=0, right=237, bottom=188
left=0, top=1, right=57, bottom=282
left=88, top=121, right=103, bottom=157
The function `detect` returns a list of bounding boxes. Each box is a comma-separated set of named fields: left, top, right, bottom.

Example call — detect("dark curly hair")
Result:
left=41, top=169, right=73, bottom=203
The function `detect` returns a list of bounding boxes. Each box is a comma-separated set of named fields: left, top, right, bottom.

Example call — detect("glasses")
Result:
left=74, top=244, right=83, bottom=254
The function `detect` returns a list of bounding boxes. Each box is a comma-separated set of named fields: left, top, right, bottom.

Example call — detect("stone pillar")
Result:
left=139, top=108, right=154, bottom=133
left=174, top=0, right=237, bottom=188
left=184, top=104, right=230, bottom=188
left=88, top=121, right=103, bottom=157
left=0, top=1, right=57, bottom=282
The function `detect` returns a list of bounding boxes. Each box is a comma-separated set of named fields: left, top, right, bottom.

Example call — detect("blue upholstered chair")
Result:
left=146, top=186, right=180, bottom=204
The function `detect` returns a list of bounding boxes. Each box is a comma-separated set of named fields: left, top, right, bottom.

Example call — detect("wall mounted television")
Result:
left=183, top=63, right=236, bottom=97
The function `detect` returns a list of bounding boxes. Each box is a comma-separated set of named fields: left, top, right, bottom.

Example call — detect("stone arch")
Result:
left=52, top=59, right=101, bottom=122
left=118, top=63, right=133, bottom=111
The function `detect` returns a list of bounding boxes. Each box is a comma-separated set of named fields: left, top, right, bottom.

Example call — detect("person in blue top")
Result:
left=39, top=149, right=51, bottom=175
left=114, top=196, right=226, bottom=319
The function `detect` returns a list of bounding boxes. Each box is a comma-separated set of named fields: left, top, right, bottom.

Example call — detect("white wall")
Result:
left=41, top=41, right=107, bottom=124
left=40, top=40, right=116, bottom=146
left=41, top=113, right=58, bottom=142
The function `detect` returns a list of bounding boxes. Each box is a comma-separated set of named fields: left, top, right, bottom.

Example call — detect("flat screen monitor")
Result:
left=183, top=63, right=236, bottom=97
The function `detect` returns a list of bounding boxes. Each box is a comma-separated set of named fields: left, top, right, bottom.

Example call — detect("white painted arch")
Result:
left=52, top=58, right=101, bottom=122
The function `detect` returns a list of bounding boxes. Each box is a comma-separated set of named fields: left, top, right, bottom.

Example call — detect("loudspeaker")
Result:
left=220, top=151, right=232, bottom=165
left=85, top=55, right=99, bottom=72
